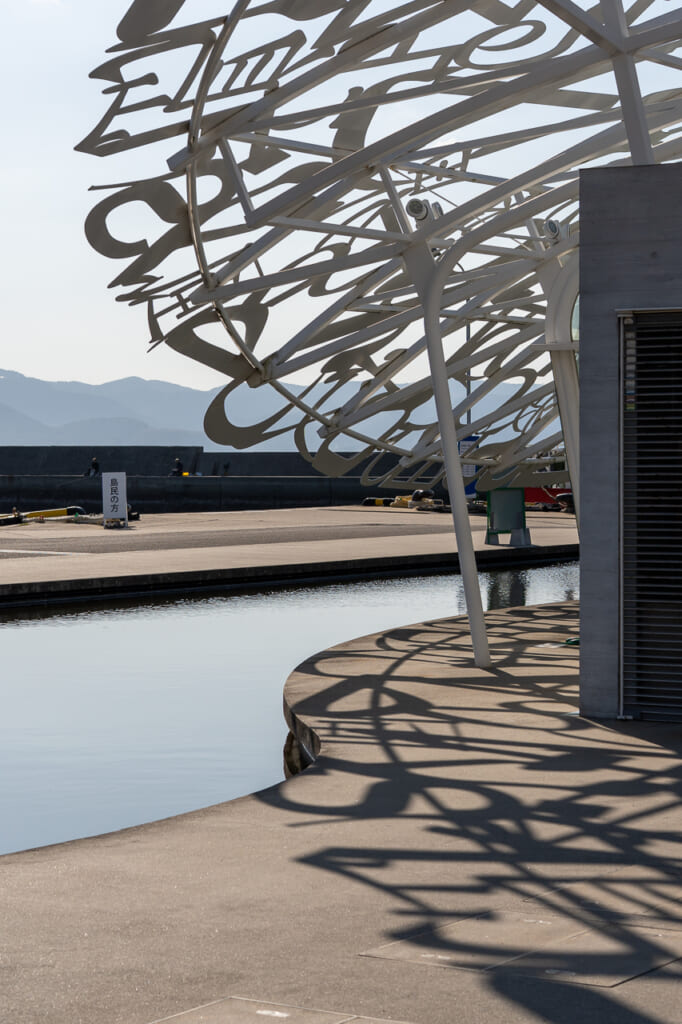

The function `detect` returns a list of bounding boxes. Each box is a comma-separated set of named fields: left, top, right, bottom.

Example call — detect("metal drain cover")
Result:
left=151, top=997, right=415, bottom=1024
left=362, top=909, right=682, bottom=987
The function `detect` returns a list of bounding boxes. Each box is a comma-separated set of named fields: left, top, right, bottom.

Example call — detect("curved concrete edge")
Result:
left=5, top=599, right=682, bottom=1024
left=283, top=705, right=322, bottom=777
left=279, top=597, right=583, bottom=787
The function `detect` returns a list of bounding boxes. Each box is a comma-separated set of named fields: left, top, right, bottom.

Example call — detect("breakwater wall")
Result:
left=0, top=447, right=446, bottom=514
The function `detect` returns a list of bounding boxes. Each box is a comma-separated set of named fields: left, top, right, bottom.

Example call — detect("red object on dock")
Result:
left=525, top=486, right=572, bottom=507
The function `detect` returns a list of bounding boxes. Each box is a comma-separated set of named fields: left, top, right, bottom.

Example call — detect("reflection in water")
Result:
left=487, top=570, right=527, bottom=609
left=0, top=562, right=578, bottom=855
left=486, top=566, right=578, bottom=609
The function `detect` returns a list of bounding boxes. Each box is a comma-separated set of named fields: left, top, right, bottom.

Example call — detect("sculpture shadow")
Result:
left=259, top=602, right=682, bottom=1023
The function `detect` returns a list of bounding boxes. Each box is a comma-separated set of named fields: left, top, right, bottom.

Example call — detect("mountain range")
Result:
left=0, top=369, right=523, bottom=450
left=0, top=370, right=293, bottom=450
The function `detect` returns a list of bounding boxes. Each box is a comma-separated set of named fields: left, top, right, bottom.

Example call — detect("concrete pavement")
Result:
left=0, top=505, right=578, bottom=605
left=2, top=598, right=682, bottom=1024
left=4, top=507, right=681, bottom=1024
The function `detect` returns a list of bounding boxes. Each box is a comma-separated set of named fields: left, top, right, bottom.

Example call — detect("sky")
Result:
left=1, top=0, right=227, bottom=389
left=1, top=0, right=677, bottom=393
left=0, top=0, right=571, bottom=392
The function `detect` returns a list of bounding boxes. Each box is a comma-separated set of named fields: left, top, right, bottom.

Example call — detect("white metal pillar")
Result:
left=401, top=240, right=491, bottom=668
left=543, top=255, right=581, bottom=531
left=550, top=348, right=581, bottom=531
left=423, top=285, right=492, bottom=668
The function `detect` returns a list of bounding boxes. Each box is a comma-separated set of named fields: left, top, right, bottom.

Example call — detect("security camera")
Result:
left=406, top=198, right=432, bottom=221
left=544, top=218, right=567, bottom=243
left=405, top=197, right=446, bottom=255
left=405, top=198, right=444, bottom=222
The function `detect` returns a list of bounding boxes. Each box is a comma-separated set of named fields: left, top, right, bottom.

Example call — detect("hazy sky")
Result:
left=0, top=0, right=553, bottom=392
left=3, top=1, right=676, bottom=393
left=2, top=0, right=226, bottom=389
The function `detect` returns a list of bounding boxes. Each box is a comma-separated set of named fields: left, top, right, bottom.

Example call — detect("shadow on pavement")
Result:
left=260, top=602, right=682, bottom=1023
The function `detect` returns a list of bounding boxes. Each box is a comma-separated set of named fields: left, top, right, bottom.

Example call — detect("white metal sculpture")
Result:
left=81, top=0, right=682, bottom=664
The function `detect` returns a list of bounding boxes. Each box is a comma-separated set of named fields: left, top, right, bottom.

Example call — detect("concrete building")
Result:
left=580, top=164, right=682, bottom=720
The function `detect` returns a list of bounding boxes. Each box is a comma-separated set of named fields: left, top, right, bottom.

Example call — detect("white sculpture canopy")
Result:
left=81, top=0, right=682, bottom=663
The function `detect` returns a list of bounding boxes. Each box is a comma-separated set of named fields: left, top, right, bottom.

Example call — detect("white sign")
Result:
left=102, top=472, right=128, bottom=526
left=458, top=436, right=478, bottom=477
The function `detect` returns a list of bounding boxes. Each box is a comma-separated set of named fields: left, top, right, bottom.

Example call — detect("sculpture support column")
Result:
left=423, top=291, right=492, bottom=667
left=401, top=247, right=489, bottom=668
left=551, top=348, right=580, bottom=530
left=401, top=239, right=490, bottom=667
left=542, top=255, right=580, bottom=530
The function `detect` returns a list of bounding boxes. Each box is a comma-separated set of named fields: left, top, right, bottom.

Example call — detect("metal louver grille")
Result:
left=621, top=310, right=682, bottom=720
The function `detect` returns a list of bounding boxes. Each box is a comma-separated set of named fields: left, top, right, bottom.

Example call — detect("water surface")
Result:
left=1, top=563, right=578, bottom=855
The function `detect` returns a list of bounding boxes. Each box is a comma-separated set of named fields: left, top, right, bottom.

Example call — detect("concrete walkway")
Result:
left=0, top=505, right=578, bottom=605
left=3, top=600, right=682, bottom=1024
left=3, top=508, right=681, bottom=1023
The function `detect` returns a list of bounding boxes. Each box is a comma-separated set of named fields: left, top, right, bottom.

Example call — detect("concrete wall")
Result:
left=0, top=447, right=205, bottom=477
left=0, top=473, right=396, bottom=514
left=0, top=446, right=418, bottom=481
left=0, top=449, right=448, bottom=513
left=579, top=164, right=682, bottom=717
left=0, top=447, right=343, bottom=478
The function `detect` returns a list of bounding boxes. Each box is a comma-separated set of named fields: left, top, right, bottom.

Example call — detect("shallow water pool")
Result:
left=1, top=562, right=578, bottom=855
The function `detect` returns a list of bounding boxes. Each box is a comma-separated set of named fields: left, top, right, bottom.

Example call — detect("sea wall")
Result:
left=0, top=447, right=447, bottom=514
left=0, top=474, right=393, bottom=514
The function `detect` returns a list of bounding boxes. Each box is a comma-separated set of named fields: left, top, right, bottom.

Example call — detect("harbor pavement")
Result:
left=2, top=598, right=682, bottom=1024
left=4, top=508, right=680, bottom=1023
left=0, top=505, right=578, bottom=605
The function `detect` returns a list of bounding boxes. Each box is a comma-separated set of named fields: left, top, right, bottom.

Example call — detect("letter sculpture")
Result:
left=81, top=0, right=681, bottom=501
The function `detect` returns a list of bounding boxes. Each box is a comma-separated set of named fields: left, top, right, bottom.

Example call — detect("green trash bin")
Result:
left=485, top=488, right=531, bottom=546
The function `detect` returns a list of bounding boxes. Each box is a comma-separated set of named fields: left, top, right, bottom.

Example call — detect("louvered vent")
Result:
left=621, top=310, right=682, bottom=720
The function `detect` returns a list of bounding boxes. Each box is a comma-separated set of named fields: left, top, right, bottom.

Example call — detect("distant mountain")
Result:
left=49, top=417, right=208, bottom=447
left=0, top=370, right=415, bottom=450
left=0, top=370, right=292, bottom=450
left=0, top=369, right=527, bottom=450
left=0, top=400, right=52, bottom=444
